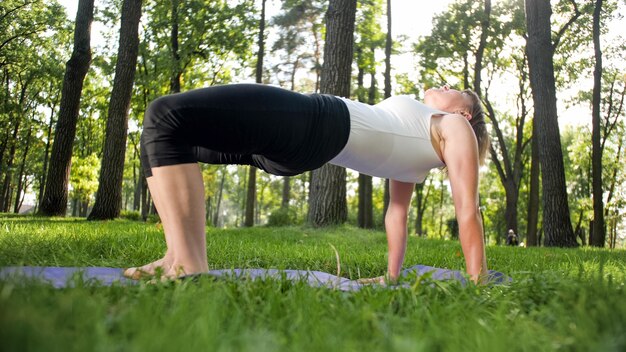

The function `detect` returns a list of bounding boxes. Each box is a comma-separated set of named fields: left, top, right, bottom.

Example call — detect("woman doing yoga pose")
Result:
left=125, top=83, right=490, bottom=283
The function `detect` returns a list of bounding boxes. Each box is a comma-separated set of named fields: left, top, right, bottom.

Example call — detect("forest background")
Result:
left=1, top=0, right=624, bottom=247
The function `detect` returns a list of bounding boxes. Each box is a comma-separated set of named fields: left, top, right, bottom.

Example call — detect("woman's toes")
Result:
left=123, top=267, right=152, bottom=280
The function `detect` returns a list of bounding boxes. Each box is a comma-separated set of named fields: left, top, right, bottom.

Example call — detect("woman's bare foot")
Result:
left=124, top=254, right=209, bottom=280
left=123, top=255, right=172, bottom=280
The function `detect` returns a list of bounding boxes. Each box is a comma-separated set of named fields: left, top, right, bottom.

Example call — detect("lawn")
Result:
left=0, top=213, right=625, bottom=351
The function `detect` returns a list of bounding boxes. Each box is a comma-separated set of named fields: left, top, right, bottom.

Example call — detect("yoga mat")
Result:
left=0, top=265, right=510, bottom=290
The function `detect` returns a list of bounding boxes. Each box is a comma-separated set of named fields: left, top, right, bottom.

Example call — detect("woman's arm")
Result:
left=385, top=179, right=415, bottom=281
left=441, top=115, right=488, bottom=283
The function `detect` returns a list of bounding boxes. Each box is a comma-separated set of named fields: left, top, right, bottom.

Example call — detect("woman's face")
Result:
left=424, top=85, right=471, bottom=118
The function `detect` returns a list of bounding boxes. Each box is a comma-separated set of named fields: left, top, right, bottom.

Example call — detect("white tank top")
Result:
left=328, top=95, right=447, bottom=183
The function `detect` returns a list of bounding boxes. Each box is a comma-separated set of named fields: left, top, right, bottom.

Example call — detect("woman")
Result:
left=125, top=83, right=490, bottom=283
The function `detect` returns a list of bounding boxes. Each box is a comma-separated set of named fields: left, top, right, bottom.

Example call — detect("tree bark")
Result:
left=39, top=0, right=94, bottom=216
left=524, top=0, right=576, bottom=247
left=356, top=64, right=373, bottom=229
left=213, top=170, right=225, bottom=227
left=414, top=182, right=430, bottom=236
left=473, top=0, right=491, bottom=95
left=282, top=176, right=290, bottom=208
left=13, top=126, right=32, bottom=213
left=169, top=0, right=181, bottom=93
left=358, top=174, right=373, bottom=228
left=307, top=0, right=356, bottom=227
left=590, top=0, right=605, bottom=247
left=38, top=105, right=56, bottom=211
left=526, top=116, right=540, bottom=246
left=1, top=115, right=20, bottom=212
left=88, top=0, right=142, bottom=220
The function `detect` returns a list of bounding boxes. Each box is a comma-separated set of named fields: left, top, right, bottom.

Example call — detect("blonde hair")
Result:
left=462, top=89, right=490, bottom=166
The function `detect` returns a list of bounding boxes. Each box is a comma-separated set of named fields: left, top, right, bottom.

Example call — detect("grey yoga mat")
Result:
left=0, top=265, right=510, bottom=290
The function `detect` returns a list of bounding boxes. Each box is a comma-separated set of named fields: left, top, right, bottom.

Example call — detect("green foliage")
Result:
left=271, top=0, right=326, bottom=90
left=119, top=210, right=142, bottom=221
left=69, top=154, right=100, bottom=204
left=267, top=207, right=299, bottom=227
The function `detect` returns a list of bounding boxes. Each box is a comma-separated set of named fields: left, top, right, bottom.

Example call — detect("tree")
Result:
left=524, top=0, right=577, bottom=246
left=39, top=0, right=95, bottom=216
left=244, top=0, right=266, bottom=227
left=307, top=0, right=356, bottom=226
left=353, top=0, right=384, bottom=228
left=590, top=0, right=605, bottom=246
left=381, top=0, right=392, bottom=223
left=88, top=0, right=143, bottom=220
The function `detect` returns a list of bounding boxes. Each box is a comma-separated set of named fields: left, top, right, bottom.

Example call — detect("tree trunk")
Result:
left=503, top=182, right=519, bottom=236
left=590, top=0, right=605, bottom=247
left=245, top=0, right=266, bottom=227
left=282, top=176, right=290, bottom=208
left=356, top=58, right=372, bottom=229
left=358, top=174, right=373, bottom=228
left=244, top=166, right=256, bottom=227
left=13, top=126, right=32, bottom=213
left=213, top=170, right=225, bottom=227
left=39, top=0, right=94, bottom=216
left=169, top=0, right=181, bottom=93
left=526, top=116, right=540, bottom=246
left=1, top=116, right=20, bottom=212
left=308, top=0, right=356, bottom=227
left=382, top=0, right=392, bottom=220
left=88, top=0, right=142, bottom=220
left=473, top=0, right=491, bottom=95
left=38, top=106, right=56, bottom=211
left=141, top=175, right=149, bottom=221
left=524, top=0, right=576, bottom=247
left=414, top=182, right=427, bottom=236
left=383, top=0, right=392, bottom=99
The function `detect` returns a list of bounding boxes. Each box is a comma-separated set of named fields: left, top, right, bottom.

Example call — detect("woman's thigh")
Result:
left=142, top=84, right=350, bottom=176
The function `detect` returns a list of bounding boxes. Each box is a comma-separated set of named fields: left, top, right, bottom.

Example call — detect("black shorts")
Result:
left=140, top=84, right=350, bottom=177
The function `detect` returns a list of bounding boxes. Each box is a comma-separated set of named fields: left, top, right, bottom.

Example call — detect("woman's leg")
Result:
left=124, top=163, right=208, bottom=279
left=128, top=84, right=350, bottom=279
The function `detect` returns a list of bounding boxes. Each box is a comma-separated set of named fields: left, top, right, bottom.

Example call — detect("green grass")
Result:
left=0, top=213, right=625, bottom=351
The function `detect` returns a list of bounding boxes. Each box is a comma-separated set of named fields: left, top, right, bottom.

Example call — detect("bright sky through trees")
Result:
left=56, top=0, right=625, bottom=127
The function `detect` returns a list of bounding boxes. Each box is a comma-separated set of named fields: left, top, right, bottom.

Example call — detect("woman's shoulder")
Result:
left=436, top=113, right=473, bottom=139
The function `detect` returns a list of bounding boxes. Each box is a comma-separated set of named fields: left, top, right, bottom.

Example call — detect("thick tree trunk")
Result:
left=39, top=0, right=94, bottom=216
left=526, top=116, right=540, bottom=246
left=524, top=0, right=576, bottom=247
left=88, top=0, right=142, bottom=220
left=308, top=0, right=356, bottom=227
left=590, top=0, right=605, bottom=247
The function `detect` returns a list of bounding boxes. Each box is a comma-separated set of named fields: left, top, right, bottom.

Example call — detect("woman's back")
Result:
left=329, top=95, right=446, bottom=183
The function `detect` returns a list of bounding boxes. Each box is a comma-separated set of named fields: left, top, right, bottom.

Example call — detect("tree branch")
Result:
left=552, top=0, right=582, bottom=51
